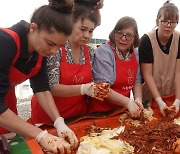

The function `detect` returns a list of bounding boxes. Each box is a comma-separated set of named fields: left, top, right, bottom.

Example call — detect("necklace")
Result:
left=163, top=45, right=166, bottom=50
left=112, top=44, right=130, bottom=60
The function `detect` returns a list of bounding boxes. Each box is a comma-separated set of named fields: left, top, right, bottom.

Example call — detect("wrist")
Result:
left=54, top=117, right=64, bottom=128
left=80, top=84, right=85, bottom=95
left=36, top=130, right=48, bottom=142
left=155, top=97, right=163, bottom=105
left=155, top=97, right=167, bottom=110
left=135, top=98, right=142, bottom=103
left=127, top=98, right=133, bottom=108
left=174, top=99, right=180, bottom=107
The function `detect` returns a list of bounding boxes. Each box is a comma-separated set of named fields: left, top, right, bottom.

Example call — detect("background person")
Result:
left=139, top=1, right=180, bottom=116
left=0, top=0, right=78, bottom=153
left=88, top=16, right=143, bottom=118
left=74, top=0, right=103, bottom=26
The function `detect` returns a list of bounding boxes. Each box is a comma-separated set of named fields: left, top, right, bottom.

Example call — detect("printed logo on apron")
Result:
left=128, top=69, right=134, bottom=85
left=73, top=75, right=84, bottom=84
left=122, top=69, right=134, bottom=91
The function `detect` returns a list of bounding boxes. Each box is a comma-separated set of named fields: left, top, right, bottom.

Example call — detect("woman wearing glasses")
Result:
left=88, top=16, right=143, bottom=118
left=139, top=1, right=180, bottom=116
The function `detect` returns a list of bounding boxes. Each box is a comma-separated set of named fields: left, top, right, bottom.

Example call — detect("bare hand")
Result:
left=94, top=0, right=104, bottom=10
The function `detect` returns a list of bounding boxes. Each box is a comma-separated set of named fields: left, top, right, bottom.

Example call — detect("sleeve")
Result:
left=92, top=44, right=116, bottom=85
left=0, top=31, right=17, bottom=114
left=139, top=34, right=154, bottom=63
left=46, top=51, right=61, bottom=89
left=134, top=48, right=142, bottom=84
left=30, top=58, right=50, bottom=93
left=87, top=45, right=95, bottom=68
left=177, top=36, right=180, bottom=59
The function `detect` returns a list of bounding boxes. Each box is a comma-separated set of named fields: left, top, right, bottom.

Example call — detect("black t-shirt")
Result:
left=139, top=30, right=180, bottom=63
left=0, top=21, right=50, bottom=114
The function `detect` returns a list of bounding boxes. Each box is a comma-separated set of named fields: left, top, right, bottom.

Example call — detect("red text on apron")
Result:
left=31, top=45, right=92, bottom=123
left=88, top=42, right=138, bottom=113
left=0, top=28, right=43, bottom=134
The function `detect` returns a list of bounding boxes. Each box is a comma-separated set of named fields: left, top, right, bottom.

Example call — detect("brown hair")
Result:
left=30, top=0, right=74, bottom=36
left=109, top=16, right=140, bottom=49
left=156, top=1, right=179, bottom=24
left=73, top=4, right=98, bottom=27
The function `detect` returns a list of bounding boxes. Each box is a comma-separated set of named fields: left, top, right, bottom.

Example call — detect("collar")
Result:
left=112, top=44, right=131, bottom=60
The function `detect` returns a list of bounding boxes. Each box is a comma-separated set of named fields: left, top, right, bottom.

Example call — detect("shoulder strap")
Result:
left=0, top=28, right=20, bottom=65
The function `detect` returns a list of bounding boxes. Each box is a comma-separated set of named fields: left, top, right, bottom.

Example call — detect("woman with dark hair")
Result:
left=139, top=1, right=180, bottom=116
left=89, top=16, right=143, bottom=118
left=0, top=0, right=78, bottom=153
left=74, top=0, right=104, bottom=26
left=31, top=1, right=105, bottom=123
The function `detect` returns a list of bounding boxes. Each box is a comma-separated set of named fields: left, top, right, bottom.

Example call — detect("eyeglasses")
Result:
left=159, top=19, right=178, bottom=27
left=116, top=31, right=135, bottom=41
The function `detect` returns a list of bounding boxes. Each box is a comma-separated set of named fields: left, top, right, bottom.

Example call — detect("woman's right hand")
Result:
left=155, top=97, right=168, bottom=116
left=127, top=99, right=141, bottom=118
left=54, top=117, right=79, bottom=150
left=36, top=130, right=72, bottom=154
left=80, top=82, right=95, bottom=97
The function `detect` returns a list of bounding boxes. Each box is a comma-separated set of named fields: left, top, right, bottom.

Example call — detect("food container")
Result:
left=0, top=135, right=10, bottom=154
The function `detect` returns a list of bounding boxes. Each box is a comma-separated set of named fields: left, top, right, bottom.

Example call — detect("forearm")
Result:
left=175, top=60, right=180, bottom=99
left=175, top=74, right=180, bottom=99
left=0, top=109, right=42, bottom=138
left=51, top=84, right=81, bottom=97
left=141, top=63, right=160, bottom=99
left=94, top=9, right=101, bottom=26
left=143, top=75, right=160, bottom=99
left=35, top=91, right=60, bottom=121
left=132, top=82, right=142, bottom=101
left=107, top=89, right=129, bottom=107
left=93, top=0, right=103, bottom=26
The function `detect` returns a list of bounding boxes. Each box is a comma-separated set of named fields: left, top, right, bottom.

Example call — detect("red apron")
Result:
left=0, top=28, right=43, bottom=134
left=88, top=42, right=138, bottom=113
left=31, top=45, right=92, bottom=123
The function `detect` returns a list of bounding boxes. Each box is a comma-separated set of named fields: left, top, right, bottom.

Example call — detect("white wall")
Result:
left=15, top=80, right=33, bottom=99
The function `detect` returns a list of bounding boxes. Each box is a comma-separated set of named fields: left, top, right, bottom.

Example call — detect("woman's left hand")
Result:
left=170, top=99, right=180, bottom=113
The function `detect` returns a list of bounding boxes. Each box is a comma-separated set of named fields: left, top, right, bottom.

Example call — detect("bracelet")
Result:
left=36, top=130, right=48, bottom=142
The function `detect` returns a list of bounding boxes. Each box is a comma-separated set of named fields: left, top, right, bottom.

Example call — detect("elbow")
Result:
left=51, top=89, right=58, bottom=97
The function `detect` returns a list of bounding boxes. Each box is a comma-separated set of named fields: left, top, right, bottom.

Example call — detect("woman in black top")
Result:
left=139, top=1, right=180, bottom=116
left=0, top=0, right=78, bottom=153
